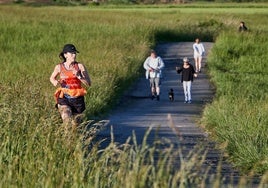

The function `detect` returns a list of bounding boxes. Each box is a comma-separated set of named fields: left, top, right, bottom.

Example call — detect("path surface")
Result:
left=95, top=42, right=243, bottom=184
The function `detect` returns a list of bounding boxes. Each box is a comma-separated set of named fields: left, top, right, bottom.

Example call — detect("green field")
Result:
left=0, top=3, right=268, bottom=187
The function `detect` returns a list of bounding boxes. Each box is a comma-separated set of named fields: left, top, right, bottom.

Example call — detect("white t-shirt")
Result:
left=193, top=43, right=205, bottom=57
left=143, top=56, right=165, bottom=79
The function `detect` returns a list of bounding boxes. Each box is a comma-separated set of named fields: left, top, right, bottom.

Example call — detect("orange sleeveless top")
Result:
left=54, top=62, right=87, bottom=101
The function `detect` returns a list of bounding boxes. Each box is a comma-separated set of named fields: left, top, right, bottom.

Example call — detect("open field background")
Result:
left=0, top=3, right=267, bottom=187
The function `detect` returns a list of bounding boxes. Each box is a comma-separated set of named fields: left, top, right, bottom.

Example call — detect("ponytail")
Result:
left=59, top=52, right=66, bottom=62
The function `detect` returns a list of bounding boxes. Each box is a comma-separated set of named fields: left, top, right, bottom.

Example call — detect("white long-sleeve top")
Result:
left=193, top=43, right=205, bottom=57
left=143, top=56, right=165, bottom=79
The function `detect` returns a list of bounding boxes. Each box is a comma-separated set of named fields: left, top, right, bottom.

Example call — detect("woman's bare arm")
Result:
left=50, top=64, right=60, bottom=87
left=78, top=63, right=91, bottom=87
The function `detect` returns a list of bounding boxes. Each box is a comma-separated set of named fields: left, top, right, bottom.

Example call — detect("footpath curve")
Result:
left=95, top=42, right=242, bottom=184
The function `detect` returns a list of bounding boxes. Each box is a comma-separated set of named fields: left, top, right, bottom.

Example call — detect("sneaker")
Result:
left=184, top=101, right=188, bottom=104
left=156, top=95, right=160, bottom=101
left=188, top=100, right=192, bottom=104
left=151, top=95, right=155, bottom=100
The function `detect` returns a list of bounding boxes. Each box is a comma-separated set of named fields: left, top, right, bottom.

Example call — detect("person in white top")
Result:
left=193, top=38, right=205, bottom=73
left=143, top=50, right=165, bottom=101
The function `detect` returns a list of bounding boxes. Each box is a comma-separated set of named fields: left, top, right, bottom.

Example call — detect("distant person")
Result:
left=193, top=38, right=205, bottom=73
left=176, top=57, right=197, bottom=104
left=143, top=49, right=165, bottom=101
left=50, top=44, right=91, bottom=128
left=238, top=21, right=248, bottom=32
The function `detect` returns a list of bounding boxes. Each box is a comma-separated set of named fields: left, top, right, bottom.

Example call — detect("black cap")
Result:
left=62, top=44, right=79, bottom=54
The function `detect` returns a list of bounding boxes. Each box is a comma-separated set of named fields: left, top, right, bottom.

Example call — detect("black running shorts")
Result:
left=57, top=96, right=85, bottom=114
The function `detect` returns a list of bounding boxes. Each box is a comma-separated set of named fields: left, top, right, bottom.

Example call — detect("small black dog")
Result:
left=168, top=88, right=174, bottom=102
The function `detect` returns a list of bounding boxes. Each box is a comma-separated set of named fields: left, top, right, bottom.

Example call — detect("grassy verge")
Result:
left=202, top=30, right=268, bottom=174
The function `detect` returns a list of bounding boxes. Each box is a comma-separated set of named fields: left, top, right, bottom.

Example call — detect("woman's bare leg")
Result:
left=198, top=56, right=202, bottom=72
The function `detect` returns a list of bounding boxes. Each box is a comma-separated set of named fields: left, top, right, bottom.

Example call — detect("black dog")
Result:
left=168, top=88, right=174, bottom=101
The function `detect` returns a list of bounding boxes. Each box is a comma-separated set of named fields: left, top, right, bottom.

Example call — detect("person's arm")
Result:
left=143, top=57, right=152, bottom=79
left=157, top=57, right=165, bottom=70
left=176, top=65, right=183, bottom=74
left=143, top=57, right=151, bottom=70
left=50, top=64, right=60, bottom=87
left=201, top=43, right=205, bottom=56
left=193, top=43, right=199, bottom=53
left=77, top=63, right=91, bottom=87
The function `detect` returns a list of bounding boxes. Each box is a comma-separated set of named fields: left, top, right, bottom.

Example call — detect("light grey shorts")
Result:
left=194, top=53, right=203, bottom=59
left=149, top=77, right=160, bottom=87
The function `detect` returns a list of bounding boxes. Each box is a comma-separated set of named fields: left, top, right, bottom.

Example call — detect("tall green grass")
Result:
left=0, top=4, right=268, bottom=187
left=0, top=5, right=228, bottom=117
left=203, top=30, right=268, bottom=174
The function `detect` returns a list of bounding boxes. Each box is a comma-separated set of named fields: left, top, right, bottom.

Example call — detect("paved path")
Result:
left=95, top=42, right=243, bottom=185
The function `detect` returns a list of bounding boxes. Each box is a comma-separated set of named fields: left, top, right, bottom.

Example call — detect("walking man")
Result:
left=143, top=50, right=165, bottom=101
